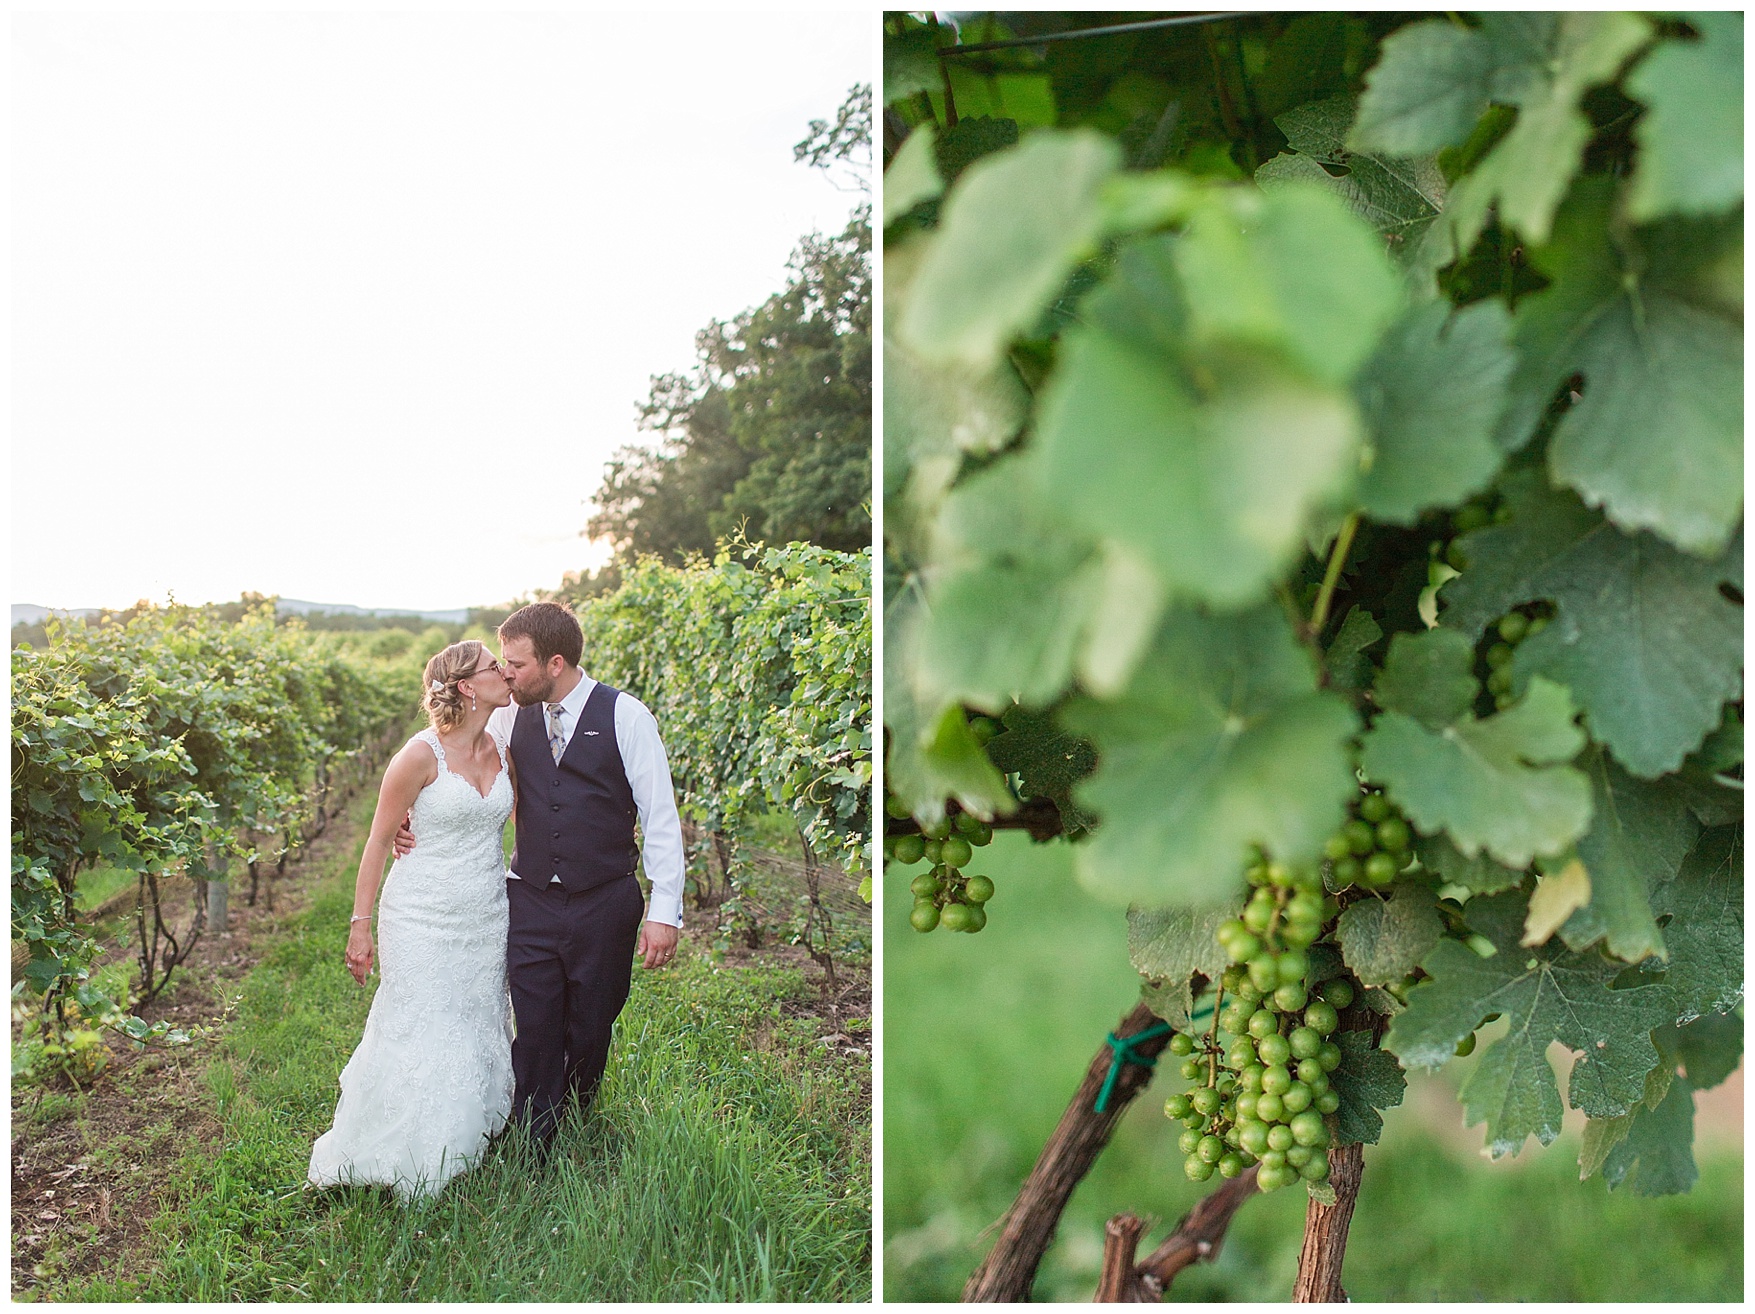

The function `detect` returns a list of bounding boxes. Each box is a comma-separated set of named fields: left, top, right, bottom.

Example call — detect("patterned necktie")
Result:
left=545, top=702, right=566, bottom=763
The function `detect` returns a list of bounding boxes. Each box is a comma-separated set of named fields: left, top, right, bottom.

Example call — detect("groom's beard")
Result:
left=511, top=674, right=556, bottom=707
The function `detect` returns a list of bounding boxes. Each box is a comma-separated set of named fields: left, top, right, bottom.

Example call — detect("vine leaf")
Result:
left=1639, top=824, right=1744, bottom=1022
left=1335, top=880, right=1444, bottom=986
left=1626, top=13, right=1744, bottom=221
left=1065, top=605, right=1359, bottom=906
left=1324, top=605, right=1382, bottom=694
left=883, top=25, right=943, bottom=105
left=1128, top=904, right=1234, bottom=1030
left=882, top=125, right=943, bottom=225
left=1495, top=178, right=1743, bottom=556
left=1348, top=19, right=1505, bottom=155
left=1386, top=890, right=1674, bottom=1157
left=1330, top=1029, right=1406, bottom=1147
left=1254, top=95, right=1448, bottom=281
left=1557, top=753, right=1699, bottom=963
left=1442, top=476, right=1743, bottom=778
left=986, top=705, right=1098, bottom=838
left=1439, top=12, right=1650, bottom=249
left=1353, top=299, right=1514, bottom=525
left=899, top=130, right=1119, bottom=368
left=1036, top=236, right=1363, bottom=609
left=1414, top=831, right=1525, bottom=895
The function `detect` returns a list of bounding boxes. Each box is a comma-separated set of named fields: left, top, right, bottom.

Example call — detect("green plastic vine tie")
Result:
left=1094, top=1020, right=1173, bottom=1113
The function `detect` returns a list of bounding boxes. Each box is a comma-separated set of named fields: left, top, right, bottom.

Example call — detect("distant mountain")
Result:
left=13, top=600, right=471, bottom=627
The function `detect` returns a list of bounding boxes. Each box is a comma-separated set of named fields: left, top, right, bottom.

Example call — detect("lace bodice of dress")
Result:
left=401, top=728, right=513, bottom=877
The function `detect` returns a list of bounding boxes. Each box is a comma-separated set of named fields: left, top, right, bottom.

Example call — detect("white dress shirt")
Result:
left=488, top=669, right=685, bottom=928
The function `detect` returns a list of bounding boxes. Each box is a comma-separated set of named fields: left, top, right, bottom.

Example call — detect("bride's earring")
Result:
left=471, top=691, right=477, bottom=711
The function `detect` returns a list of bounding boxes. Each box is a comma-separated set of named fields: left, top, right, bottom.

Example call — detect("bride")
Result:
left=308, top=639, right=517, bottom=1201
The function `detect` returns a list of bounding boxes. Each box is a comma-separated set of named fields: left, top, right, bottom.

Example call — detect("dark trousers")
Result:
left=506, top=874, right=645, bottom=1144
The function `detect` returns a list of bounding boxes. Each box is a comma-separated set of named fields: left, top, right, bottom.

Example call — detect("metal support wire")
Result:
left=938, top=12, right=1253, bottom=57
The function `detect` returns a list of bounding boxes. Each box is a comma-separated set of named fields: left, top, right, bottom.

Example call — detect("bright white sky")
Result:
left=12, top=9, right=872, bottom=612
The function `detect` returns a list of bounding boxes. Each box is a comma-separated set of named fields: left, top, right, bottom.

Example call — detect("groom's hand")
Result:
left=392, top=812, right=416, bottom=858
left=637, top=921, right=679, bottom=969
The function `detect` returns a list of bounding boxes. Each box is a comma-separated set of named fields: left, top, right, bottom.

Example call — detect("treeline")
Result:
left=574, top=86, right=873, bottom=592
left=11, top=602, right=422, bottom=1076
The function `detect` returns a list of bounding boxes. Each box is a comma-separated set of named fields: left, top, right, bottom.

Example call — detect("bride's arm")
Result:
left=344, top=743, right=436, bottom=985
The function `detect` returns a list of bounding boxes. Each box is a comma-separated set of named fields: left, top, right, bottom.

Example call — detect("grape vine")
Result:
left=883, top=8, right=1742, bottom=1300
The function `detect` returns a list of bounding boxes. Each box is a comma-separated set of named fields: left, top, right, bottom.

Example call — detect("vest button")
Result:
left=551, top=804, right=560, bottom=812
left=552, top=778, right=561, bottom=787
left=552, top=831, right=560, bottom=838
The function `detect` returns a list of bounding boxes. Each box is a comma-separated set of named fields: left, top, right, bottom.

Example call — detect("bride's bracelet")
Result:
left=349, top=914, right=372, bottom=924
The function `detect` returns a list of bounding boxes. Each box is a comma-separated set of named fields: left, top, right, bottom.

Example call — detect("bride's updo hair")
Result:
left=422, top=640, right=486, bottom=733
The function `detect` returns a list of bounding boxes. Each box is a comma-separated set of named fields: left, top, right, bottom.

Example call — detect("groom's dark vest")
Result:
left=509, top=681, right=639, bottom=893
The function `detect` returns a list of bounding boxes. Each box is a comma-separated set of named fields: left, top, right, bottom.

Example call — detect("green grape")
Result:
left=892, top=833, right=925, bottom=865
left=1235, top=1091, right=1259, bottom=1120
left=967, top=821, right=994, bottom=846
left=1276, top=949, right=1309, bottom=983
left=909, top=901, right=940, bottom=932
left=1485, top=642, right=1514, bottom=670
left=968, top=715, right=1000, bottom=744
left=1242, top=895, right=1274, bottom=934
left=1224, top=1040, right=1257, bottom=1072
left=1259, top=1149, right=1288, bottom=1172
left=1295, top=1057, right=1324, bottom=1086
left=1272, top=983, right=1308, bottom=1013
left=953, top=810, right=983, bottom=836
left=1316, top=1041, right=1343, bottom=1073
left=1218, top=1152, right=1245, bottom=1180
left=883, top=834, right=898, bottom=861
left=964, top=903, right=988, bottom=932
left=1285, top=892, right=1324, bottom=925
left=1220, top=1002, right=1253, bottom=1036
left=1487, top=666, right=1514, bottom=696
left=1185, top=1155, right=1215, bottom=1182
left=1285, top=1144, right=1314, bottom=1168
left=1239, top=1062, right=1265, bottom=1091
left=1257, top=1162, right=1294, bottom=1192
left=1197, top=1134, right=1225, bottom=1164
left=1255, top=1091, right=1284, bottom=1123
left=1314, top=1089, right=1341, bottom=1115
left=1304, top=1000, right=1339, bottom=1036
left=920, top=816, right=953, bottom=841
left=1232, top=977, right=1264, bottom=1005
left=1264, top=861, right=1292, bottom=887
left=939, top=836, right=972, bottom=868
left=1343, top=819, right=1376, bottom=854
left=1224, top=930, right=1262, bottom=964
left=1319, top=978, right=1355, bottom=1009
left=1191, top=1086, right=1222, bottom=1117
left=1301, top=1155, right=1331, bottom=1183
left=1238, top=1120, right=1270, bottom=1156
left=1306, top=1070, right=1331, bottom=1098
left=1182, top=1112, right=1205, bottom=1130
left=1168, top=1031, right=1195, bottom=1057
left=1221, top=963, right=1248, bottom=994
left=1260, top=1064, right=1292, bottom=1096
left=1178, top=1056, right=1203, bottom=1081
left=1288, top=1026, right=1321, bottom=1060
left=1279, top=920, right=1319, bottom=950
left=1223, top=1124, right=1242, bottom=1147
left=1498, top=612, right=1529, bottom=643
left=964, top=874, right=994, bottom=903
left=1526, top=614, right=1548, bottom=636
left=1178, top=1128, right=1202, bottom=1155
left=1256, top=1033, right=1291, bottom=1067
left=922, top=838, right=943, bottom=865
left=1247, top=1008, right=1279, bottom=1041
left=1164, top=1093, right=1191, bottom=1120
left=1248, top=956, right=1280, bottom=993
left=1280, top=1082, right=1312, bottom=1114
left=885, top=795, right=912, bottom=820
left=1363, top=852, right=1398, bottom=886
left=939, top=902, right=974, bottom=933
left=1289, top=1109, right=1328, bottom=1147
left=1266, top=1124, right=1294, bottom=1152
left=1376, top=818, right=1411, bottom=852
left=1331, top=856, right=1361, bottom=887
left=1323, top=833, right=1352, bottom=861
left=909, top=872, right=941, bottom=898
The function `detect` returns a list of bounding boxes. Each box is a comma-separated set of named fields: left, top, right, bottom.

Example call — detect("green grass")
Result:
left=884, top=832, right=1742, bottom=1303
left=73, top=865, right=137, bottom=912
left=52, top=795, right=871, bottom=1302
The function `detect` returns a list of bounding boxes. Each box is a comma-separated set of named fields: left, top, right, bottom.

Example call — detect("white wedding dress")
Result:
left=308, top=728, right=515, bottom=1202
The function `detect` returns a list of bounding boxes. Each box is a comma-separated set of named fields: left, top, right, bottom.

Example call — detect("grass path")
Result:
left=16, top=787, right=871, bottom=1302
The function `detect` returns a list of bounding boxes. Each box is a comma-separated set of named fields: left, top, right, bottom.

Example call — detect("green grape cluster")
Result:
left=1322, top=787, right=1415, bottom=891
left=1161, top=956, right=1354, bottom=1194
left=885, top=805, right=997, bottom=933
left=1481, top=607, right=1550, bottom=710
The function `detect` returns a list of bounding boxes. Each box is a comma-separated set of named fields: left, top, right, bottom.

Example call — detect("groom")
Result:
left=398, top=601, right=684, bottom=1151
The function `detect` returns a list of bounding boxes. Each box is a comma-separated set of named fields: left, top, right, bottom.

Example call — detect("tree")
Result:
left=587, top=86, right=873, bottom=564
